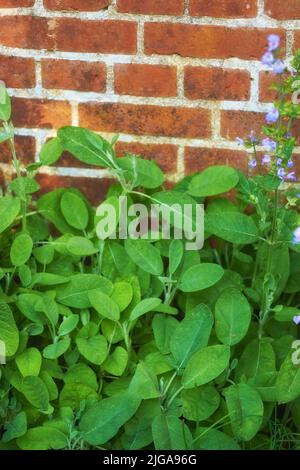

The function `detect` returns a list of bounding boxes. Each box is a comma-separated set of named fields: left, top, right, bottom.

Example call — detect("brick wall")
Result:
left=0, top=1, right=299, bottom=202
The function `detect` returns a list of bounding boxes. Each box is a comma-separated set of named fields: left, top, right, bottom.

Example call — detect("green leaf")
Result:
left=79, top=392, right=141, bottom=446
left=183, top=345, right=230, bottom=389
left=179, top=263, right=224, bottom=292
left=152, top=414, right=192, bottom=451
left=59, top=382, right=98, bottom=409
left=111, top=282, right=133, bottom=312
left=0, top=197, right=20, bottom=233
left=58, top=126, right=115, bottom=168
left=276, top=354, right=300, bottom=403
left=235, top=339, right=277, bottom=387
left=129, top=298, right=162, bottom=322
left=125, top=239, right=163, bottom=276
left=39, top=137, right=64, bottom=165
left=64, top=363, right=98, bottom=390
left=0, top=88, right=11, bottom=121
left=58, top=314, right=79, bottom=336
left=17, top=426, right=67, bottom=450
left=194, top=428, right=240, bottom=450
left=66, top=236, right=98, bottom=256
left=206, top=212, right=259, bottom=245
left=151, top=191, right=198, bottom=231
left=43, top=337, right=71, bottom=360
left=215, top=289, right=251, bottom=346
left=0, top=302, right=19, bottom=356
left=76, top=335, right=108, bottom=365
left=182, top=385, right=220, bottom=422
left=60, top=192, right=89, bottom=231
left=2, top=412, right=27, bottom=443
left=169, top=239, right=184, bottom=274
left=118, top=156, right=164, bottom=189
left=189, top=166, right=239, bottom=197
left=20, top=376, right=49, bottom=411
left=89, top=291, right=120, bottom=321
left=16, top=348, right=42, bottom=377
left=102, top=346, right=128, bottom=376
left=10, top=233, right=33, bottom=266
left=170, top=304, right=213, bottom=368
left=224, top=383, right=264, bottom=442
left=56, top=274, right=113, bottom=308
left=129, top=362, right=160, bottom=399
left=152, top=315, right=178, bottom=354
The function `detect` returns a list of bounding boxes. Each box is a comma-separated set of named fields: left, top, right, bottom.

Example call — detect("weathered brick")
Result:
left=55, top=19, right=137, bottom=54
left=294, top=32, right=300, bottom=49
left=0, top=56, right=35, bottom=88
left=79, top=102, right=211, bottom=139
left=42, top=60, right=106, bottom=92
left=184, top=147, right=248, bottom=174
left=259, top=71, right=284, bottom=102
left=12, top=98, right=71, bottom=129
left=117, top=0, right=184, bottom=15
left=0, top=136, right=35, bottom=165
left=36, top=174, right=115, bottom=205
left=115, top=141, right=178, bottom=173
left=145, top=23, right=284, bottom=60
left=184, top=67, right=250, bottom=101
left=0, top=0, right=34, bottom=6
left=190, top=0, right=257, bottom=18
left=221, top=110, right=265, bottom=141
left=0, top=17, right=137, bottom=54
left=114, top=64, right=177, bottom=97
left=44, top=0, right=111, bottom=11
left=265, top=0, right=300, bottom=19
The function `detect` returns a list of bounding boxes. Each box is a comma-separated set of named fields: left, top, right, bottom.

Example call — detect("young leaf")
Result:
left=188, top=166, right=239, bottom=197
left=60, top=192, right=89, bottom=231
left=10, top=233, right=33, bottom=267
left=179, top=263, right=224, bottom=292
left=16, top=348, right=42, bottom=377
left=129, top=298, right=162, bottom=322
left=169, top=239, right=184, bottom=275
left=182, top=345, right=230, bottom=389
left=39, top=137, right=64, bottom=165
left=215, top=288, right=251, bottom=346
left=224, top=383, right=264, bottom=442
left=43, top=337, right=71, bottom=360
left=102, top=346, right=128, bottom=376
left=58, top=314, right=79, bottom=336
left=76, top=335, right=108, bottom=365
left=125, top=239, right=163, bottom=276
left=89, top=291, right=120, bottom=321
left=56, top=274, right=113, bottom=308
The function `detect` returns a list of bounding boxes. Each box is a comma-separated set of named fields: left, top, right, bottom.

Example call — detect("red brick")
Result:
left=79, top=102, right=211, bottom=139
left=0, top=16, right=54, bottom=50
left=221, top=110, right=265, bottom=141
left=190, top=0, right=257, bottom=18
left=184, top=67, right=250, bottom=101
left=265, top=0, right=300, bottom=19
left=0, top=17, right=136, bottom=54
left=36, top=174, right=115, bottom=205
left=0, top=136, right=35, bottom=165
left=42, top=60, right=106, bottom=92
left=55, top=19, right=137, bottom=54
left=145, top=23, right=284, bottom=60
left=0, top=56, right=35, bottom=89
left=0, top=0, right=34, bottom=6
left=12, top=98, right=71, bottom=129
left=117, top=0, right=184, bottom=15
left=259, top=71, right=283, bottom=102
left=184, top=147, right=248, bottom=174
left=294, top=32, right=300, bottom=49
left=114, top=64, right=177, bottom=98
left=115, top=142, right=178, bottom=173
left=44, top=0, right=111, bottom=11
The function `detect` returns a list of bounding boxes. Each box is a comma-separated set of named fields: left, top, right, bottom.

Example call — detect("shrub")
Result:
left=1, top=36, right=300, bottom=451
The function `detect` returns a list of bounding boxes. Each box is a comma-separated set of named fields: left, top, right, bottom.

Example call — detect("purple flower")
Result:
left=249, top=130, right=259, bottom=143
left=262, top=51, right=275, bottom=65
left=248, top=159, right=257, bottom=169
left=262, top=154, right=271, bottom=165
left=277, top=158, right=283, bottom=167
left=273, top=59, right=285, bottom=74
left=268, top=34, right=280, bottom=51
left=287, top=171, right=296, bottom=181
left=293, top=315, right=300, bottom=325
left=236, top=137, right=244, bottom=146
left=262, top=137, right=277, bottom=151
left=266, top=106, right=279, bottom=124
left=287, top=160, right=294, bottom=168
left=277, top=167, right=286, bottom=179
left=293, top=227, right=300, bottom=244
